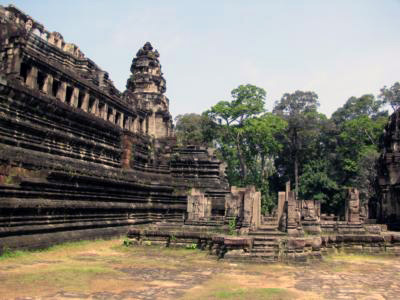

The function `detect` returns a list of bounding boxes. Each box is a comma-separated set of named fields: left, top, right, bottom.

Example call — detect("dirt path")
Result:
left=0, top=239, right=399, bottom=299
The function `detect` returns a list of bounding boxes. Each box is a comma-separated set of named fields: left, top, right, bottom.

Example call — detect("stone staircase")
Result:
left=245, top=216, right=286, bottom=262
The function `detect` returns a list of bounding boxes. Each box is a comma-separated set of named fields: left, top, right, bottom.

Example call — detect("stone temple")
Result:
left=0, top=5, right=399, bottom=262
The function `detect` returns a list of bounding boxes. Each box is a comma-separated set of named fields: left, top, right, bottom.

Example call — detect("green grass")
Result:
left=16, top=265, right=120, bottom=289
left=214, top=288, right=294, bottom=300
left=324, top=252, right=393, bottom=262
left=0, top=248, right=27, bottom=260
left=0, top=239, right=109, bottom=261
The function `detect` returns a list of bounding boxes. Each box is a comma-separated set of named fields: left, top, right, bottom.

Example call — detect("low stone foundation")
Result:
left=320, top=233, right=400, bottom=256
left=127, top=229, right=215, bottom=250
left=126, top=228, right=400, bottom=264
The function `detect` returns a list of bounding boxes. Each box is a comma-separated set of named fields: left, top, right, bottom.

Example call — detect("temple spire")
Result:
left=126, top=42, right=166, bottom=94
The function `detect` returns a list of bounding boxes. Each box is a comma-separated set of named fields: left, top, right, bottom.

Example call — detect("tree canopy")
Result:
left=176, top=81, right=395, bottom=214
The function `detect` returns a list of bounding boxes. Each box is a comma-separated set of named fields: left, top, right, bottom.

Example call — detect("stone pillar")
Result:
left=100, top=103, right=107, bottom=120
left=346, top=188, right=361, bottom=224
left=130, top=117, right=136, bottom=133
left=71, top=87, right=79, bottom=107
left=118, top=112, right=124, bottom=128
left=57, top=82, right=67, bottom=102
left=145, top=116, right=149, bottom=134
left=81, top=92, right=89, bottom=112
left=43, top=74, right=53, bottom=95
left=25, top=66, right=38, bottom=89
left=277, top=191, right=286, bottom=226
left=225, top=186, right=240, bottom=218
left=121, top=134, right=133, bottom=169
left=126, top=116, right=132, bottom=130
left=147, top=113, right=155, bottom=136
left=242, top=186, right=261, bottom=230
left=8, top=48, right=21, bottom=75
left=187, top=188, right=212, bottom=221
left=287, top=191, right=301, bottom=236
left=108, top=108, right=115, bottom=123
left=91, top=99, right=99, bottom=116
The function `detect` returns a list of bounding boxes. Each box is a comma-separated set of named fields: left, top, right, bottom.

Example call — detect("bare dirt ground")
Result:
left=0, top=239, right=399, bottom=300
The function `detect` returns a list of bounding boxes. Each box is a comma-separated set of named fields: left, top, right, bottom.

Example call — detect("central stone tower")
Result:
left=125, top=42, right=173, bottom=138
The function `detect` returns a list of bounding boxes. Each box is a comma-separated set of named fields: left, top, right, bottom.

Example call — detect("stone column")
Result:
left=108, top=108, right=115, bottom=123
left=43, top=74, right=53, bottom=95
left=145, top=116, right=149, bottom=135
left=242, top=186, right=261, bottom=230
left=8, top=48, right=21, bottom=75
left=286, top=191, right=298, bottom=235
left=187, top=188, right=211, bottom=221
left=127, top=117, right=133, bottom=131
left=130, top=117, right=136, bottom=132
left=277, top=191, right=286, bottom=226
left=100, top=103, right=108, bottom=120
left=346, top=188, right=360, bottom=223
left=149, top=114, right=156, bottom=136
left=71, top=87, right=79, bottom=107
left=57, top=82, right=67, bottom=102
left=26, top=66, right=38, bottom=89
left=118, top=113, right=124, bottom=128
left=81, top=92, right=89, bottom=112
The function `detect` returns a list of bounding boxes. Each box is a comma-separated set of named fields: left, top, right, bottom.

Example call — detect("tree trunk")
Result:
left=293, top=129, right=299, bottom=198
left=294, top=152, right=299, bottom=198
left=236, top=132, right=247, bottom=181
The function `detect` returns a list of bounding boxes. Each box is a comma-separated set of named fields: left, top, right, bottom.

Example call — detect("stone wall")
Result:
left=0, top=5, right=231, bottom=253
left=378, top=109, right=400, bottom=229
left=225, top=186, right=261, bottom=231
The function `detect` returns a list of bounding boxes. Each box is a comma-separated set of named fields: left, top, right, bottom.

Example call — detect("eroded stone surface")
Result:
left=2, top=241, right=400, bottom=300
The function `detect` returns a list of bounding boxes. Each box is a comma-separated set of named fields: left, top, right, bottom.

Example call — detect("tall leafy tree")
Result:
left=174, top=113, right=215, bottom=146
left=273, top=90, right=320, bottom=196
left=330, top=94, right=388, bottom=208
left=299, top=159, right=339, bottom=212
left=206, top=84, right=266, bottom=180
left=331, top=94, right=386, bottom=124
left=241, top=113, right=287, bottom=211
left=380, top=82, right=400, bottom=110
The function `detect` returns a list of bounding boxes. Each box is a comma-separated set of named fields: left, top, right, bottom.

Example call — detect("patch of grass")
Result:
left=3, top=263, right=122, bottom=293
left=182, top=273, right=299, bottom=300
left=0, top=248, right=27, bottom=261
left=213, top=288, right=294, bottom=300
left=325, top=252, right=393, bottom=262
left=0, top=239, right=119, bottom=263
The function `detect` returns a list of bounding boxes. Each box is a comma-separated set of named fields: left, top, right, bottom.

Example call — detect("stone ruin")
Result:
left=0, top=4, right=399, bottom=263
left=0, top=4, right=260, bottom=252
left=377, top=108, right=400, bottom=230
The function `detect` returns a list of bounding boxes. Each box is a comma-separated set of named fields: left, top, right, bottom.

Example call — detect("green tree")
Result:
left=206, top=84, right=266, bottom=180
left=380, top=82, right=400, bottom=110
left=331, top=94, right=386, bottom=124
left=241, top=113, right=287, bottom=212
left=299, top=159, right=339, bottom=213
left=273, top=90, right=320, bottom=196
left=174, top=113, right=215, bottom=146
left=328, top=95, right=388, bottom=210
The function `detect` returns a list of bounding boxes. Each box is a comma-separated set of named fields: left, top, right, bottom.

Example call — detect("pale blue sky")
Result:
left=3, top=0, right=400, bottom=118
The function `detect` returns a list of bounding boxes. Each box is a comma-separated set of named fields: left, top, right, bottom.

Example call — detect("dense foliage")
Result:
left=174, top=82, right=399, bottom=214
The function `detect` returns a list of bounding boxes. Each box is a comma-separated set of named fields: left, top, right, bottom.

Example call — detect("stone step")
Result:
left=251, top=248, right=278, bottom=254
left=252, top=228, right=284, bottom=232
left=224, top=252, right=279, bottom=263
left=248, top=231, right=285, bottom=236
left=253, top=241, right=279, bottom=247
left=249, top=254, right=279, bottom=260
left=263, top=216, right=276, bottom=221
left=258, top=225, right=278, bottom=230
left=224, top=256, right=278, bottom=263
left=253, top=237, right=280, bottom=244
